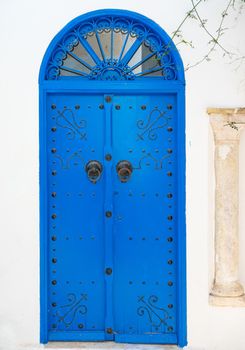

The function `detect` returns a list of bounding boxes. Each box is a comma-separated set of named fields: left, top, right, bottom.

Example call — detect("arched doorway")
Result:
left=39, top=9, right=186, bottom=347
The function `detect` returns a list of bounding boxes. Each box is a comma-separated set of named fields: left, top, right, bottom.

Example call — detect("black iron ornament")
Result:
left=105, top=268, right=113, bottom=275
left=105, top=154, right=112, bottom=161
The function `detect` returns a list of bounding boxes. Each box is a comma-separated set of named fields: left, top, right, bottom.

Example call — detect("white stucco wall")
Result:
left=0, top=1, right=245, bottom=349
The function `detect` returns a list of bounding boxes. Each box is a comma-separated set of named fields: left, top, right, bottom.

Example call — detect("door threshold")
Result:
left=44, top=342, right=179, bottom=349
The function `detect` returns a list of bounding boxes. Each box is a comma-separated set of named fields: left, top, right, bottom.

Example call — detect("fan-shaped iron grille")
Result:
left=46, top=15, right=178, bottom=80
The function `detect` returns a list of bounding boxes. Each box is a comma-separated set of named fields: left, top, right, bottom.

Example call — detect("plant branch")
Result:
left=185, top=0, right=235, bottom=70
left=171, top=0, right=203, bottom=41
left=191, top=0, right=234, bottom=56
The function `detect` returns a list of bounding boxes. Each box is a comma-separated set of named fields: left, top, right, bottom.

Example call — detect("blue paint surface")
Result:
left=39, top=9, right=186, bottom=347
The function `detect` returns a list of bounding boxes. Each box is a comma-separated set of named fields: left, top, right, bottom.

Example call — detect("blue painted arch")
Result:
left=39, top=9, right=185, bottom=83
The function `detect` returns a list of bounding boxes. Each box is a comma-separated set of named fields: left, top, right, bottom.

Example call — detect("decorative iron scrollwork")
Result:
left=45, top=15, right=178, bottom=80
left=137, top=295, right=169, bottom=329
left=54, top=151, right=84, bottom=170
left=56, top=293, right=88, bottom=328
left=137, top=107, right=171, bottom=141
left=56, top=107, right=87, bottom=140
left=133, top=153, right=170, bottom=170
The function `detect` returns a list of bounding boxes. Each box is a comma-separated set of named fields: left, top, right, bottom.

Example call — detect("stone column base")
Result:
left=209, top=294, right=245, bottom=307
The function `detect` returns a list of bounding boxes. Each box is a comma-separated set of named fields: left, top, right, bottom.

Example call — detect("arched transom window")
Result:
left=45, top=14, right=180, bottom=81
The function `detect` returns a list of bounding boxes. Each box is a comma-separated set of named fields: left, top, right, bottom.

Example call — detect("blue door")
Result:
left=40, top=9, right=186, bottom=347
left=46, top=94, right=106, bottom=340
left=112, top=94, right=177, bottom=344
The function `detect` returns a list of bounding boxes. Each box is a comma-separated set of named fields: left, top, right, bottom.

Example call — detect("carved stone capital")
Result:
left=207, top=108, right=245, bottom=141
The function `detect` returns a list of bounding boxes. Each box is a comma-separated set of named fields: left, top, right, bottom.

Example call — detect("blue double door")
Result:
left=47, top=92, right=177, bottom=343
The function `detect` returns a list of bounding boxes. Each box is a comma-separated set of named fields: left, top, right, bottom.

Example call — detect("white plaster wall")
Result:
left=0, top=0, right=245, bottom=350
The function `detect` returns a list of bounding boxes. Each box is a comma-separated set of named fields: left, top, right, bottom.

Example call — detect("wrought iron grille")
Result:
left=46, top=15, right=178, bottom=80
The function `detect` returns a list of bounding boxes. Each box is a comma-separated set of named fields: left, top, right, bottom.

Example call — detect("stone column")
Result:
left=208, top=108, right=245, bottom=306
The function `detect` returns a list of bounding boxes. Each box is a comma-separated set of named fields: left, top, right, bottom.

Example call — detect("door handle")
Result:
left=116, top=160, right=133, bottom=183
left=85, top=160, right=103, bottom=183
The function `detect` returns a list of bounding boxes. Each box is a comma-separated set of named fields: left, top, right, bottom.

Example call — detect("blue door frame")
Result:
left=39, top=9, right=186, bottom=347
